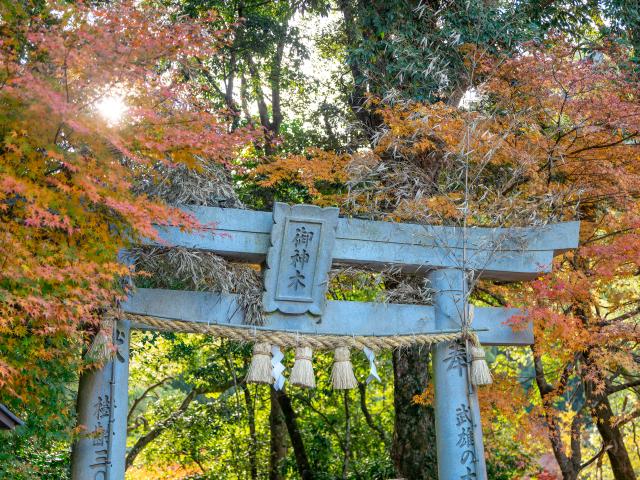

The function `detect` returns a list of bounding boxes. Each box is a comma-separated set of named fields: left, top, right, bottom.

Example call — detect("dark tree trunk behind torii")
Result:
left=269, top=388, right=288, bottom=480
left=589, top=392, right=636, bottom=480
left=275, top=389, right=315, bottom=480
left=391, top=348, right=438, bottom=479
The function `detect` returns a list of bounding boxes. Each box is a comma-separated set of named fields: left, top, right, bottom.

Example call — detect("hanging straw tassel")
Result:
left=246, top=342, right=273, bottom=384
left=470, top=340, right=492, bottom=386
left=85, top=320, right=113, bottom=363
left=290, top=346, right=315, bottom=388
left=331, top=347, right=358, bottom=390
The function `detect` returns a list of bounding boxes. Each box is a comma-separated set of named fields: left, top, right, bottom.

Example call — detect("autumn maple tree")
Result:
left=0, top=0, right=252, bottom=461
left=255, top=35, right=640, bottom=478
left=485, top=39, right=640, bottom=480
left=388, top=38, right=640, bottom=479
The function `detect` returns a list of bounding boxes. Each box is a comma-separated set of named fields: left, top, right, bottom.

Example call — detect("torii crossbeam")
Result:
left=71, top=203, right=579, bottom=480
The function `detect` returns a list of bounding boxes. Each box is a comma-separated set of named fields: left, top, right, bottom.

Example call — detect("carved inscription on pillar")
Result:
left=86, top=361, right=114, bottom=480
left=90, top=387, right=111, bottom=479
left=444, top=341, right=468, bottom=376
left=88, top=324, right=127, bottom=479
left=456, top=403, right=478, bottom=479
left=263, top=203, right=339, bottom=315
left=442, top=340, right=480, bottom=480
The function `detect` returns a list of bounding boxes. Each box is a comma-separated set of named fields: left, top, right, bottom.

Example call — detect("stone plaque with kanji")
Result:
left=263, top=203, right=339, bottom=315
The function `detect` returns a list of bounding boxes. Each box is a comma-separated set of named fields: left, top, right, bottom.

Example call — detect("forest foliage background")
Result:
left=1, top=0, right=640, bottom=479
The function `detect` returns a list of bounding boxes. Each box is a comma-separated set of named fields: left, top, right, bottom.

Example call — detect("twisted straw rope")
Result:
left=127, top=314, right=465, bottom=351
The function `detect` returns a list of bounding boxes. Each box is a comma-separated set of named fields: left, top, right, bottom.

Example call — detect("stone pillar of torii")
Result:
left=71, top=203, right=579, bottom=480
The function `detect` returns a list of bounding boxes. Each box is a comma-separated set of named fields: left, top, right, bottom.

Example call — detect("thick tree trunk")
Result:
left=581, top=343, right=637, bottom=480
left=587, top=387, right=636, bottom=480
left=560, top=468, right=580, bottom=480
left=391, top=347, right=437, bottom=480
left=274, top=388, right=315, bottom=480
left=336, top=0, right=383, bottom=137
left=269, top=388, right=288, bottom=480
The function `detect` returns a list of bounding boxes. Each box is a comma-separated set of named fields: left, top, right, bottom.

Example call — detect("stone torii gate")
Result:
left=71, top=203, right=579, bottom=480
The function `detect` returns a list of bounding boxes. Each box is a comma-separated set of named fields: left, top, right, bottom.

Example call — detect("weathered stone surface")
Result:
left=263, top=203, right=339, bottom=315
left=153, top=204, right=579, bottom=280
left=123, top=288, right=531, bottom=345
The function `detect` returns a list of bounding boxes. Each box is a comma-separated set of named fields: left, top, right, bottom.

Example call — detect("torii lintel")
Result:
left=152, top=203, right=579, bottom=281
left=123, top=288, right=532, bottom=346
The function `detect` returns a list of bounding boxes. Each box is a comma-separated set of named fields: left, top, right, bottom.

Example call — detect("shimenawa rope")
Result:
left=127, top=314, right=468, bottom=351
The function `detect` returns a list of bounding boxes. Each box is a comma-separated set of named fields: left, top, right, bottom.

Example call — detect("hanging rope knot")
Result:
left=471, top=348, right=486, bottom=360
left=85, top=319, right=115, bottom=363
left=469, top=337, right=492, bottom=386
left=334, top=346, right=351, bottom=362
left=253, top=342, right=271, bottom=356
left=331, top=346, right=357, bottom=390
left=246, top=342, right=273, bottom=384
left=290, top=346, right=315, bottom=389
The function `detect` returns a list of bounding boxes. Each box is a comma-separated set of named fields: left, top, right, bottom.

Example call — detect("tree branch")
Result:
left=606, top=379, right=640, bottom=395
left=532, top=348, right=553, bottom=396
left=245, top=54, right=271, bottom=131
left=127, top=376, right=172, bottom=424
left=125, top=380, right=236, bottom=470
left=579, top=441, right=611, bottom=470
left=474, top=286, right=507, bottom=307
left=342, top=391, right=351, bottom=480
left=126, top=388, right=198, bottom=470
left=357, top=382, right=387, bottom=444
left=568, top=131, right=638, bottom=156
left=242, top=383, right=258, bottom=480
